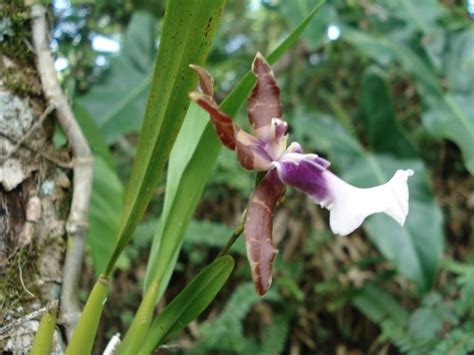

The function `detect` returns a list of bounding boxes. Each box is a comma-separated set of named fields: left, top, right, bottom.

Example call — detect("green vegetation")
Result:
left=38, top=0, right=474, bottom=352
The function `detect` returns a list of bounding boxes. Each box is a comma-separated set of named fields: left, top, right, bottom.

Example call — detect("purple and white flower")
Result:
left=190, top=53, right=413, bottom=295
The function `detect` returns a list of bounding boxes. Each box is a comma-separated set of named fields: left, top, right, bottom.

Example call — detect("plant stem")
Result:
left=216, top=209, right=247, bottom=258
left=116, top=280, right=160, bottom=354
left=30, top=309, right=57, bottom=355
left=65, top=275, right=110, bottom=355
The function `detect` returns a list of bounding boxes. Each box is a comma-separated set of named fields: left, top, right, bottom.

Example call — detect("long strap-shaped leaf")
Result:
left=66, top=1, right=226, bottom=354
left=138, top=256, right=235, bottom=354
left=105, top=0, right=226, bottom=276
left=143, top=0, right=326, bottom=300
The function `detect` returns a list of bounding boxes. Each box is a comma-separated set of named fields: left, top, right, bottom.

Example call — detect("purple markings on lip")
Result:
left=274, top=154, right=330, bottom=202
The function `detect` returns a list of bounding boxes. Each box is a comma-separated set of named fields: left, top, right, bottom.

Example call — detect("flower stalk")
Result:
left=216, top=210, right=247, bottom=259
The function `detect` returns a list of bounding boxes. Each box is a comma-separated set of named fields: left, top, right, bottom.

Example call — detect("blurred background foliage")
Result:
left=47, top=0, right=474, bottom=353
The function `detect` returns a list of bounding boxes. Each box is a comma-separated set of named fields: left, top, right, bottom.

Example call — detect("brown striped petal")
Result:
left=189, top=92, right=236, bottom=149
left=234, top=126, right=273, bottom=171
left=247, top=52, right=283, bottom=141
left=244, top=169, right=285, bottom=295
left=189, top=61, right=275, bottom=171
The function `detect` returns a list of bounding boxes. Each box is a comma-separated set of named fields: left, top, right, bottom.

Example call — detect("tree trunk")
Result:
left=0, top=3, right=72, bottom=352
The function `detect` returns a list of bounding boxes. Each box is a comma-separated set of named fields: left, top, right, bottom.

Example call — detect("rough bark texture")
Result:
left=0, top=3, right=68, bottom=352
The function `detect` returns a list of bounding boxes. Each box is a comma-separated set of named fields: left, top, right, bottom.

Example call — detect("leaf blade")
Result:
left=77, top=11, right=156, bottom=143
left=105, top=0, right=227, bottom=276
left=343, top=26, right=474, bottom=174
left=139, top=256, right=235, bottom=354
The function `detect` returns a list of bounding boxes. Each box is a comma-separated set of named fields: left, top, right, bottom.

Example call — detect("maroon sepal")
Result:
left=190, top=63, right=273, bottom=171
left=244, top=169, right=285, bottom=295
left=247, top=52, right=282, bottom=140
left=234, top=126, right=273, bottom=171
left=189, top=64, right=214, bottom=96
left=189, top=92, right=236, bottom=150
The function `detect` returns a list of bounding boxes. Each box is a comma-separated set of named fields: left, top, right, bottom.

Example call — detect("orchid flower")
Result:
left=189, top=53, right=414, bottom=295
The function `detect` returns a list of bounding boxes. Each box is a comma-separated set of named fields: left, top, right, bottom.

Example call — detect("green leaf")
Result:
left=77, top=11, right=156, bottom=143
left=353, top=283, right=409, bottom=325
left=87, top=157, right=124, bottom=275
left=444, top=29, right=474, bottom=94
left=359, top=66, right=417, bottom=158
left=138, top=256, right=235, bottom=354
left=105, top=0, right=227, bottom=276
left=294, top=112, right=443, bottom=291
left=113, top=1, right=228, bottom=353
left=73, top=103, right=122, bottom=275
left=190, top=282, right=280, bottom=354
left=73, top=103, right=115, bottom=167
left=281, top=0, right=337, bottom=48
left=143, top=0, right=327, bottom=299
left=69, top=1, right=227, bottom=352
left=65, top=277, right=110, bottom=355
left=378, top=0, right=446, bottom=35
left=343, top=26, right=474, bottom=174
left=260, top=314, right=290, bottom=355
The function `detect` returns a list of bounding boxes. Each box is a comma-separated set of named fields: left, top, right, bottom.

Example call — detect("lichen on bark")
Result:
left=0, top=3, right=70, bottom=353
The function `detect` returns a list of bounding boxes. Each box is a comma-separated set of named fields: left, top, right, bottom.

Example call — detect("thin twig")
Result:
left=0, top=131, right=72, bottom=168
left=216, top=209, right=247, bottom=259
left=31, top=5, right=94, bottom=340
left=18, top=258, right=35, bottom=298
left=0, top=301, right=58, bottom=336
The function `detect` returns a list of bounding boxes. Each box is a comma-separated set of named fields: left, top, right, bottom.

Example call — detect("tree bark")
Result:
left=0, top=2, right=77, bottom=352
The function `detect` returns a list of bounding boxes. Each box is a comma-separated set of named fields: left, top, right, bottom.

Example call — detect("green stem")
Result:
left=65, top=275, right=110, bottom=355
left=116, top=280, right=159, bottom=354
left=30, top=308, right=57, bottom=355
left=216, top=210, right=247, bottom=258
left=120, top=209, right=246, bottom=354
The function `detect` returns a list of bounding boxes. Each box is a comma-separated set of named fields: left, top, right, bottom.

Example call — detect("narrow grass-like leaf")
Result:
left=144, top=0, right=326, bottom=300
left=67, top=1, right=226, bottom=352
left=138, top=256, right=235, bottom=355
left=105, top=0, right=226, bottom=276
